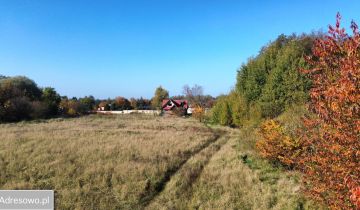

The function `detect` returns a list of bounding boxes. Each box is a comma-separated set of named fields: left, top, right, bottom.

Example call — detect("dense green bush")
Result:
left=227, top=92, right=248, bottom=127
left=236, top=34, right=314, bottom=117
left=79, top=96, right=96, bottom=111
left=210, top=91, right=262, bottom=127
left=210, top=33, right=316, bottom=126
left=0, top=76, right=62, bottom=122
left=42, top=87, right=61, bottom=117
left=30, top=101, right=50, bottom=119
left=0, top=76, right=42, bottom=101
left=2, top=97, right=33, bottom=121
left=210, top=95, right=229, bottom=126
left=0, top=76, right=41, bottom=121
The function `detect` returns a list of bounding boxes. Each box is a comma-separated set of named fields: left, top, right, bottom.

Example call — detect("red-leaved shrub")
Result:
left=300, top=13, right=360, bottom=209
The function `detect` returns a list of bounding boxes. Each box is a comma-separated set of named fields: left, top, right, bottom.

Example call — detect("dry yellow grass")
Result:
left=0, top=114, right=215, bottom=209
left=0, top=115, right=324, bottom=210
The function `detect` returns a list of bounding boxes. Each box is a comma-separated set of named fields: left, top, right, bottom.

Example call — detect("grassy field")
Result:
left=0, top=114, right=324, bottom=209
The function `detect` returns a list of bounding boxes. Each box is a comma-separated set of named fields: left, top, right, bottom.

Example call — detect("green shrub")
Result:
left=30, top=101, right=49, bottom=119
left=210, top=96, right=232, bottom=126
left=228, top=92, right=247, bottom=127
left=0, top=76, right=62, bottom=122
left=1, top=97, right=32, bottom=122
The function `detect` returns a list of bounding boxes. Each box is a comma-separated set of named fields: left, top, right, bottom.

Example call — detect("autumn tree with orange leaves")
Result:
left=300, top=13, right=360, bottom=209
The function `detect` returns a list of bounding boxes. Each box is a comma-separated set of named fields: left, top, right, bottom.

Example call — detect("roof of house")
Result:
left=162, top=99, right=189, bottom=111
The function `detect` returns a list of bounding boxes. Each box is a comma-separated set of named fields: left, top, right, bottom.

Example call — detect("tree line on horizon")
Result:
left=0, top=75, right=216, bottom=122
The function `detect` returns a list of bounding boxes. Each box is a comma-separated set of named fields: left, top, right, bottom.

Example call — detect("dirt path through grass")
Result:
left=140, top=132, right=222, bottom=205
left=146, top=125, right=325, bottom=210
left=145, top=127, right=230, bottom=209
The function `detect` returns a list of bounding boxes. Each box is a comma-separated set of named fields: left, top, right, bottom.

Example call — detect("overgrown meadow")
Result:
left=0, top=114, right=323, bottom=209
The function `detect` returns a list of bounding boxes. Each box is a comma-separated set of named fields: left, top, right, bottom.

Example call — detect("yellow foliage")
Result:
left=256, top=120, right=303, bottom=168
left=67, top=108, right=77, bottom=116
left=192, top=105, right=205, bottom=122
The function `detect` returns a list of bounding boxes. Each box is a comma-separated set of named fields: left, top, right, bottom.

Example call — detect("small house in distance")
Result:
left=162, top=99, right=189, bottom=115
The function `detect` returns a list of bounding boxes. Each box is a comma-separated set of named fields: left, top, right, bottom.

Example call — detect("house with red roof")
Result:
left=162, top=99, right=189, bottom=115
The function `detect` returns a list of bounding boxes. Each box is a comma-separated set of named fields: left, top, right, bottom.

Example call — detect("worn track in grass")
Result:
left=142, top=127, right=230, bottom=209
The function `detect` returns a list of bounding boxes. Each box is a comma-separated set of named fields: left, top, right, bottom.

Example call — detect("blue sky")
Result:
left=0, top=1, right=359, bottom=99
